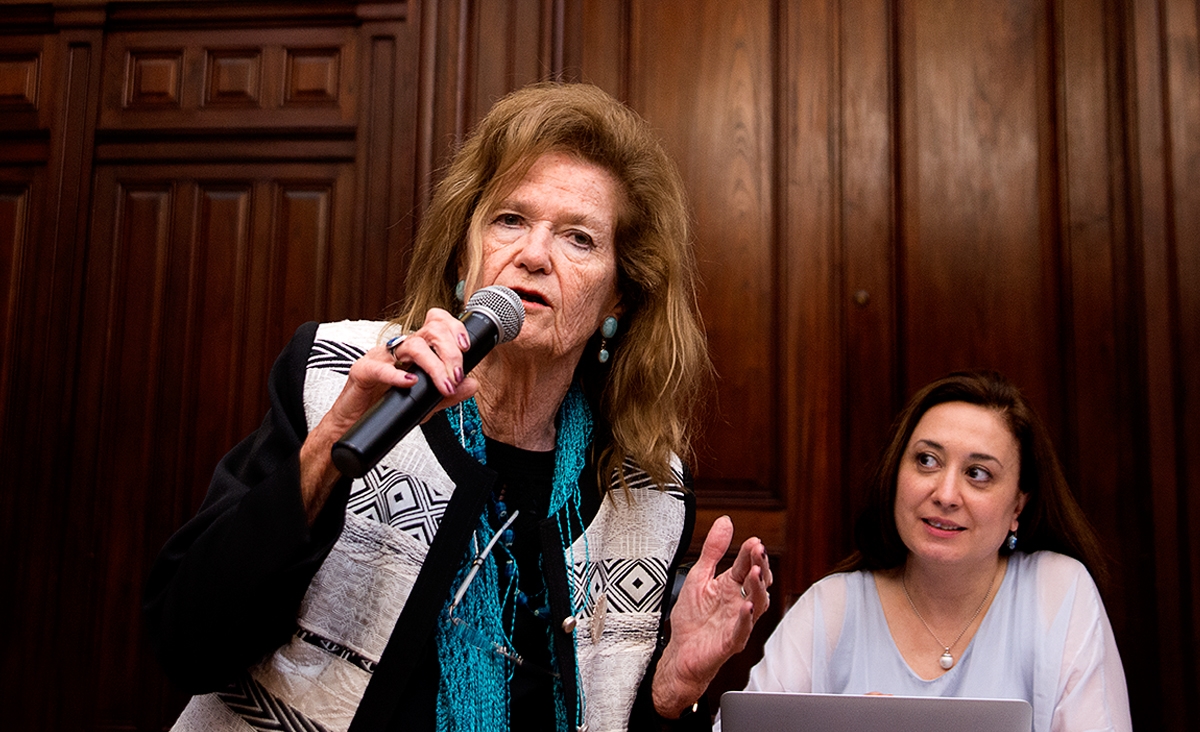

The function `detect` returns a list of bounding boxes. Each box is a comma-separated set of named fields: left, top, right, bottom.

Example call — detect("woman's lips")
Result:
left=922, top=518, right=965, bottom=533
left=511, top=288, right=548, bottom=307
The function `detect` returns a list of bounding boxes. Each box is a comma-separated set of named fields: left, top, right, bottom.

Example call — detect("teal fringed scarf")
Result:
left=437, top=385, right=592, bottom=732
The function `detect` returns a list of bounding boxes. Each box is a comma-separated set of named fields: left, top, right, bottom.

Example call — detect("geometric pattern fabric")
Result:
left=216, top=675, right=332, bottom=732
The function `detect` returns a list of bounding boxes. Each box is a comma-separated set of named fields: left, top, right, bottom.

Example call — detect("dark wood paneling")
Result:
left=0, top=22, right=103, bottom=731
left=352, top=27, right=421, bottom=318
left=100, top=27, right=360, bottom=131
left=898, top=0, right=1059, bottom=406
left=580, top=0, right=627, bottom=96
left=0, top=34, right=56, bottom=133
left=838, top=0, right=898, bottom=558
left=630, top=0, right=780, bottom=507
left=0, top=178, right=33, bottom=424
left=1161, top=4, right=1200, bottom=720
left=0, top=52, right=41, bottom=108
left=1124, top=0, right=1197, bottom=726
left=0, top=3, right=419, bottom=730
left=1053, top=0, right=1156, bottom=724
left=78, top=163, right=356, bottom=729
left=780, top=0, right=848, bottom=589
left=626, top=0, right=781, bottom=700
left=4, top=0, right=1198, bottom=729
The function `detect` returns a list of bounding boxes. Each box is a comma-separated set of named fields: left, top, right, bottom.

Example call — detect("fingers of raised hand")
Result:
left=732, top=539, right=771, bottom=622
left=729, top=535, right=760, bottom=579
left=742, top=564, right=771, bottom=622
left=748, top=539, right=772, bottom=588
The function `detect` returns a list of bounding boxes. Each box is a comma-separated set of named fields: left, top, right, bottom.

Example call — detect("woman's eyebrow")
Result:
left=496, top=196, right=610, bottom=233
left=968, top=452, right=1004, bottom=467
left=913, top=439, right=1004, bottom=467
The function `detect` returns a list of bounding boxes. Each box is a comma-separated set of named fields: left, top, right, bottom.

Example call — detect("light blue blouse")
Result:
left=722, top=551, right=1131, bottom=732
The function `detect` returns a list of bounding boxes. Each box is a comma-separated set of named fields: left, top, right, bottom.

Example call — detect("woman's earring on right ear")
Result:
left=454, top=279, right=465, bottom=303
left=1005, top=531, right=1018, bottom=551
left=598, top=316, right=618, bottom=363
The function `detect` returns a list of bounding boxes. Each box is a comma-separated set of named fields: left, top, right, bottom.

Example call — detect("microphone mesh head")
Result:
left=465, top=285, right=525, bottom=343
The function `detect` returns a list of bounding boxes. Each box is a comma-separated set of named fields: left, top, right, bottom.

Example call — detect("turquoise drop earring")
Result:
left=598, top=316, right=618, bottom=363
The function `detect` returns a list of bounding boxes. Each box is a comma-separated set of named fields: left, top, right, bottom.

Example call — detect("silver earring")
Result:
left=454, top=279, right=465, bottom=302
left=598, top=316, right=618, bottom=363
left=1005, top=531, right=1018, bottom=551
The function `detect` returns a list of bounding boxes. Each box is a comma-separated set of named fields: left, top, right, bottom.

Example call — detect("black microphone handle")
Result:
left=330, top=309, right=501, bottom=479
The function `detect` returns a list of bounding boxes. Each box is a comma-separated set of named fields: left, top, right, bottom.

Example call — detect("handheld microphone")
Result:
left=331, top=285, right=525, bottom=478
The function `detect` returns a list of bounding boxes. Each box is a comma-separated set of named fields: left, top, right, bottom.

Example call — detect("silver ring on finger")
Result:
left=740, top=586, right=748, bottom=599
left=385, top=334, right=408, bottom=358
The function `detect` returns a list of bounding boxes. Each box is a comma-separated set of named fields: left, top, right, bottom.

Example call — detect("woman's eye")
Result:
left=495, top=213, right=522, bottom=227
left=567, top=231, right=593, bottom=249
left=966, top=465, right=992, bottom=482
left=915, top=452, right=938, bottom=469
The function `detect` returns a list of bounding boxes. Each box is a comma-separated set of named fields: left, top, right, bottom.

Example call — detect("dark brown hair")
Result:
left=834, top=369, right=1108, bottom=587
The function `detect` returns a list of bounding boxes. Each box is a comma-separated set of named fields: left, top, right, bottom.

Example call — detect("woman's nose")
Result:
left=931, top=472, right=961, bottom=508
left=514, top=224, right=553, bottom=273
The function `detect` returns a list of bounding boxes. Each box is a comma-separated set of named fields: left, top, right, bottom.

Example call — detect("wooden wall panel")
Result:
left=77, top=163, right=356, bottom=729
left=1053, top=0, right=1157, bottom=723
left=352, top=29, right=420, bottom=318
left=580, top=0, right=626, bottom=96
left=79, top=182, right=175, bottom=726
left=1124, top=0, right=1199, bottom=726
left=629, top=0, right=779, bottom=506
left=0, top=180, right=32, bottom=428
left=780, top=0, right=847, bottom=589
left=3, top=0, right=1198, bottom=728
left=472, top=0, right=549, bottom=116
left=0, top=51, right=41, bottom=110
left=0, top=19, right=102, bottom=731
left=1163, top=2, right=1200, bottom=710
left=0, top=32, right=56, bottom=134
left=188, top=184, right=258, bottom=467
left=620, top=0, right=786, bottom=698
left=838, top=0, right=898, bottom=559
left=0, top=3, right=419, bottom=729
left=99, top=28, right=360, bottom=130
left=897, top=0, right=1059, bottom=408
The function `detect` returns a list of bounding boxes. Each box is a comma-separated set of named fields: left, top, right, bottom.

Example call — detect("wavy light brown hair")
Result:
left=834, top=369, right=1108, bottom=587
left=393, top=82, right=713, bottom=491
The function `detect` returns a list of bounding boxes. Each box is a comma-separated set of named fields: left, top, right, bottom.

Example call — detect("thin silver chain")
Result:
left=901, top=564, right=997, bottom=659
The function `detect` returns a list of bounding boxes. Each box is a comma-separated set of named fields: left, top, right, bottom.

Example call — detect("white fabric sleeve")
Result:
left=1038, top=553, right=1132, bottom=732
left=712, top=574, right=848, bottom=731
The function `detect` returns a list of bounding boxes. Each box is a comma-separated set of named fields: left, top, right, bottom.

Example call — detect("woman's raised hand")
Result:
left=651, top=515, right=772, bottom=718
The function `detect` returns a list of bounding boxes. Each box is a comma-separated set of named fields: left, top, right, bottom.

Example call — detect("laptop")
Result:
left=719, top=691, right=1033, bottom=732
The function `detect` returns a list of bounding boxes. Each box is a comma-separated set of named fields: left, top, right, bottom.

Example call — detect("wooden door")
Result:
left=0, top=3, right=421, bottom=729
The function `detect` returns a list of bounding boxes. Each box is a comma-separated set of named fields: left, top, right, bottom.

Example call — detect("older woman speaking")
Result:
left=145, top=82, right=771, bottom=732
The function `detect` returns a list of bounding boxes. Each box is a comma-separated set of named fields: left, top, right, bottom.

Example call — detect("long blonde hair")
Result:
left=394, top=82, right=712, bottom=490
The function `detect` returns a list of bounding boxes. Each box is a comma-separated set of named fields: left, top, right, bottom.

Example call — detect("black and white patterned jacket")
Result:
left=148, top=320, right=699, bottom=732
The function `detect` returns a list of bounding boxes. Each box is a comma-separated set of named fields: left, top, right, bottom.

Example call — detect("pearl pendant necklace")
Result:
left=902, top=565, right=997, bottom=671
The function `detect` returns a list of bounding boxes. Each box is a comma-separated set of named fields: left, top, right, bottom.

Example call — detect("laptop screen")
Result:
left=719, top=691, right=1033, bottom=732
